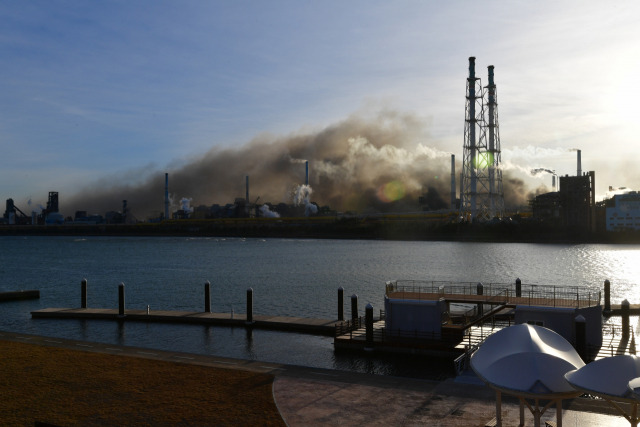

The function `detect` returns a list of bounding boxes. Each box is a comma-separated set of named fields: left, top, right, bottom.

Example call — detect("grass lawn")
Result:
left=0, top=340, right=285, bottom=426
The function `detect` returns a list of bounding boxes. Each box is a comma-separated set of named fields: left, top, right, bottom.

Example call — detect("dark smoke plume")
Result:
left=64, top=110, right=532, bottom=219
left=503, top=176, right=546, bottom=209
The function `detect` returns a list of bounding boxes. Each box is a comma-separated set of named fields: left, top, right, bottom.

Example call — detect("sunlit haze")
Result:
left=1, top=1, right=638, bottom=217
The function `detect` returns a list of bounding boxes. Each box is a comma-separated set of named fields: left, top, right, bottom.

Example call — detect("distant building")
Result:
left=559, top=172, right=595, bottom=232
left=531, top=172, right=596, bottom=232
left=530, top=192, right=560, bottom=223
left=606, top=192, right=640, bottom=231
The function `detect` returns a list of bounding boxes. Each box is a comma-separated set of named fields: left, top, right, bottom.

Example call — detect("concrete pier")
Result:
left=31, top=308, right=340, bottom=336
left=0, top=290, right=40, bottom=302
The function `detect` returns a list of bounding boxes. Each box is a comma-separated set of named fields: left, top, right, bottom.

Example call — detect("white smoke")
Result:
left=605, top=187, right=634, bottom=198
left=259, top=204, right=280, bottom=218
left=180, top=197, right=193, bottom=212
left=501, top=159, right=541, bottom=177
left=292, top=184, right=318, bottom=216
left=531, top=168, right=555, bottom=176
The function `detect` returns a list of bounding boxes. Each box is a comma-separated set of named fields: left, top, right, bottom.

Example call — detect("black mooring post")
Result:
left=338, top=287, right=344, bottom=321
left=622, top=299, right=630, bottom=340
left=81, top=278, right=87, bottom=309
left=204, top=281, right=211, bottom=313
left=515, top=278, right=522, bottom=298
left=476, top=282, right=484, bottom=316
left=246, top=288, right=253, bottom=324
left=604, top=280, right=611, bottom=312
left=365, top=303, right=373, bottom=349
left=118, top=283, right=125, bottom=317
left=351, top=294, right=358, bottom=322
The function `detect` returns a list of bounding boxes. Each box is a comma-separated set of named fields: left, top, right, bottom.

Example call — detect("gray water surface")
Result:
left=1, top=236, right=637, bottom=378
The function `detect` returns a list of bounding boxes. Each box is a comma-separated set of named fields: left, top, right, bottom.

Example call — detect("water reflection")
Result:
left=3, top=236, right=640, bottom=379
left=116, top=320, right=125, bottom=346
left=245, top=328, right=255, bottom=358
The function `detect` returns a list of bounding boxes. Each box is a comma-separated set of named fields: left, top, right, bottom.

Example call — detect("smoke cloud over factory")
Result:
left=63, top=109, right=537, bottom=219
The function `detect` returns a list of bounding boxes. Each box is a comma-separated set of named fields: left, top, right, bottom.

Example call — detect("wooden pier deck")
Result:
left=31, top=308, right=340, bottom=336
left=606, top=303, right=640, bottom=316
left=333, top=320, right=467, bottom=357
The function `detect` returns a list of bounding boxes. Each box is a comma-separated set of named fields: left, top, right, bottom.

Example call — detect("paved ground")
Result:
left=274, top=375, right=630, bottom=426
left=0, top=330, right=632, bottom=426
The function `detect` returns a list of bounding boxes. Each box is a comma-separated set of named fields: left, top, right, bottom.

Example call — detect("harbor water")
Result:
left=1, top=236, right=639, bottom=379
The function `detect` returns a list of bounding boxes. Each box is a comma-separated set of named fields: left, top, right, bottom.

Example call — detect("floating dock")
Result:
left=31, top=308, right=340, bottom=336
left=0, top=290, right=40, bottom=302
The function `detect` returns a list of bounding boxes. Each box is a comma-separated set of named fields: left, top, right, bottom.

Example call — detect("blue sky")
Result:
left=1, top=1, right=639, bottom=213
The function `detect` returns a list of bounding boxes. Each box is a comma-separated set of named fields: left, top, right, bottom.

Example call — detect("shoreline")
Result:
left=1, top=219, right=639, bottom=244
left=0, top=330, right=630, bottom=426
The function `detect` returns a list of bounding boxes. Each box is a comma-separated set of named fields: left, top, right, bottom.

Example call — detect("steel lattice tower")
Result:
left=460, top=57, right=504, bottom=221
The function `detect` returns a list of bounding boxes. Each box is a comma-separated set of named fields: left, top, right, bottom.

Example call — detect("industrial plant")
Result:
left=459, top=57, right=505, bottom=222
left=2, top=56, right=639, bottom=240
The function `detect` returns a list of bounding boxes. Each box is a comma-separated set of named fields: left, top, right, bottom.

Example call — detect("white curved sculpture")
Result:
left=472, top=323, right=585, bottom=397
left=565, top=355, right=640, bottom=426
left=471, top=324, right=584, bottom=427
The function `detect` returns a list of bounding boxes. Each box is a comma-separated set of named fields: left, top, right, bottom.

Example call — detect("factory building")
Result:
left=531, top=147, right=596, bottom=233
left=532, top=172, right=596, bottom=232
left=530, top=191, right=560, bottom=221
left=559, top=171, right=596, bottom=232
left=606, top=192, right=640, bottom=231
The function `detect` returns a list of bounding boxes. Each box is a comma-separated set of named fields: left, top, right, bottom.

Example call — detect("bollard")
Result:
left=622, top=299, right=630, bottom=340
left=246, top=288, right=253, bottom=324
left=575, top=315, right=587, bottom=361
left=338, top=287, right=344, bottom=321
left=81, top=278, right=87, bottom=309
left=604, top=280, right=611, bottom=312
left=118, top=283, right=125, bottom=317
left=351, top=294, right=358, bottom=322
left=365, top=303, right=374, bottom=349
left=204, top=281, right=211, bottom=313
left=515, top=278, right=522, bottom=298
left=476, top=283, right=484, bottom=316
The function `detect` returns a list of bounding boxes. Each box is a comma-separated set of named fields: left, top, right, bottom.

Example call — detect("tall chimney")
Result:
left=468, top=56, right=477, bottom=218
left=164, top=173, right=169, bottom=220
left=245, top=175, right=249, bottom=202
left=305, top=161, right=309, bottom=186
left=450, top=154, right=456, bottom=210
left=459, top=171, right=463, bottom=208
left=577, top=150, right=582, bottom=176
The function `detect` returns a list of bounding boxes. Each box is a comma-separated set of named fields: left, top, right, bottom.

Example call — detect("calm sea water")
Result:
left=1, top=236, right=639, bottom=378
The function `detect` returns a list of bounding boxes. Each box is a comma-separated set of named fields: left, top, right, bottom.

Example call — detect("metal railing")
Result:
left=386, top=280, right=600, bottom=308
left=454, top=345, right=478, bottom=376
left=335, top=316, right=365, bottom=337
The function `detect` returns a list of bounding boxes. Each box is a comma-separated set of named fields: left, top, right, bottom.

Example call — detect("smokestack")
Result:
left=164, top=173, right=169, bottom=220
left=577, top=150, right=582, bottom=176
left=459, top=171, right=463, bottom=208
left=552, top=175, right=556, bottom=191
left=305, top=161, right=309, bottom=186
left=450, top=154, right=456, bottom=210
left=245, top=175, right=249, bottom=202
left=468, top=56, right=476, bottom=79
left=468, top=56, right=477, bottom=218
